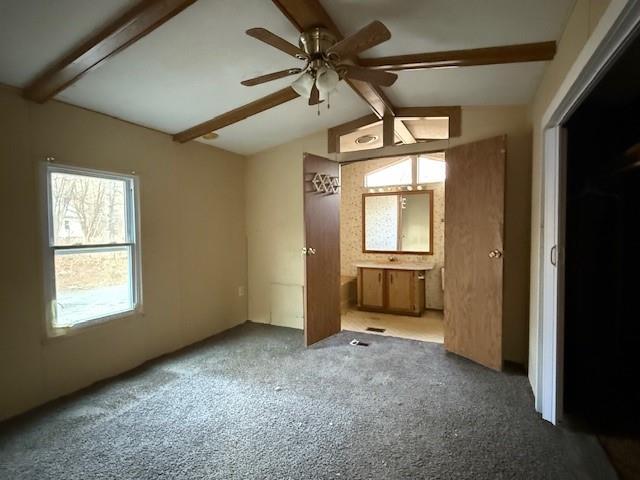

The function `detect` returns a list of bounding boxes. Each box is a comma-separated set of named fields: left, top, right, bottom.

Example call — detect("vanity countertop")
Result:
left=354, top=261, right=434, bottom=271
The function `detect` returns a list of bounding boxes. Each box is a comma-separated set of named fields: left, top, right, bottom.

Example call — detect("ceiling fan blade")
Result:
left=241, top=68, right=302, bottom=86
left=327, top=21, right=391, bottom=60
left=246, top=27, right=307, bottom=59
left=340, top=65, right=397, bottom=87
left=309, top=83, right=320, bottom=105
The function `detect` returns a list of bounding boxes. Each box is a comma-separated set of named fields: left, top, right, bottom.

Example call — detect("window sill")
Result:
left=42, top=308, right=143, bottom=345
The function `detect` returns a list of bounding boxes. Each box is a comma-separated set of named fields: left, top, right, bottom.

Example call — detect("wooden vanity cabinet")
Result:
left=357, top=267, right=425, bottom=316
left=360, top=268, right=385, bottom=308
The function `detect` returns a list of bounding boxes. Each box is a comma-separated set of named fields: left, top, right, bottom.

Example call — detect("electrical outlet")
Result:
left=238, top=286, right=246, bottom=297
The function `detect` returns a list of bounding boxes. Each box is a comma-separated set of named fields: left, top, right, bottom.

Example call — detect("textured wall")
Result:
left=340, top=157, right=445, bottom=310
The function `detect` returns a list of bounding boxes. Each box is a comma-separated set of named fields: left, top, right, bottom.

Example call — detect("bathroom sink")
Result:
left=353, top=261, right=433, bottom=271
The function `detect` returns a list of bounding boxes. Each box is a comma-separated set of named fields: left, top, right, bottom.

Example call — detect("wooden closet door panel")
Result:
left=303, top=153, right=341, bottom=346
left=444, top=135, right=505, bottom=371
left=361, top=268, right=384, bottom=308
left=387, top=270, right=414, bottom=312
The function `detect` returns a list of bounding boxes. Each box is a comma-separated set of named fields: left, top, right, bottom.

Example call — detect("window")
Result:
left=364, top=153, right=446, bottom=189
left=44, top=164, right=141, bottom=331
left=418, top=154, right=447, bottom=183
left=364, top=157, right=413, bottom=188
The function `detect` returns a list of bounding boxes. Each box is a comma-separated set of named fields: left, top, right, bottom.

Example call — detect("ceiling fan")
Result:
left=241, top=21, right=397, bottom=108
left=173, top=0, right=556, bottom=143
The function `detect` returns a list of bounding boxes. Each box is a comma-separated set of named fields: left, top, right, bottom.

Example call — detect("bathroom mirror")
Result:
left=362, top=191, right=433, bottom=254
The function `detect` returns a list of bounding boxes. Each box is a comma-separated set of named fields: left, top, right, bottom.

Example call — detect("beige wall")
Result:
left=245, top=106, right=532, bottom=365
left=340, top=157, right=446, bottom=309
left=527, top=0, right=612, bottom=394
left=245, top=131, right=327, bottom=329
left=0, top=86, right=247, bottom=420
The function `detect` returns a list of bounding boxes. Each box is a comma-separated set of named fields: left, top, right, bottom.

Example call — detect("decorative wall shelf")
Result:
left=311, top=172, right=340, bottom=194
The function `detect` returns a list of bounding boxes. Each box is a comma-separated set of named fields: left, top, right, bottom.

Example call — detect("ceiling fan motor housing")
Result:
left=299, top=27, right=338, bottom=61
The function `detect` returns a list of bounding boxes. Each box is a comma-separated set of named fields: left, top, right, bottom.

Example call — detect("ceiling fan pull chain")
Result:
left=327, top=92, right=330, bottom=110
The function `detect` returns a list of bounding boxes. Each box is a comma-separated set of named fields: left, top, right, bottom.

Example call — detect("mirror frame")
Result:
left=361, top=190, right=434, bottom=255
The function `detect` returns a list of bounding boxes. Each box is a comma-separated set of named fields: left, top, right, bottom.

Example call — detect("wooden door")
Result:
left=444, top=135, right=506, bottom=370
left=303, top=153, right=341, bottom=346
left=360, top=268, right=384, bottom=308
left=387, top=270, right=414, bottom=312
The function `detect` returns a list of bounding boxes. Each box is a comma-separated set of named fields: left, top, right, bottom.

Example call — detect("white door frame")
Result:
left=537, top=0, right=640, bottom=424
left=539, top=126, right=564, bottom=424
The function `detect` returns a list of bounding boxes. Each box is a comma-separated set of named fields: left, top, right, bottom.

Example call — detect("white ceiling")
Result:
left=326, top=0, right=575, bottom=56
left=0, top=0, right=136, bottom=86
left=0, top=0, right=575, bottom=155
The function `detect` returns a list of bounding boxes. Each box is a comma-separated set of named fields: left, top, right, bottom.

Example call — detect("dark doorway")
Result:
left=564, top=29, right=640, bottom=479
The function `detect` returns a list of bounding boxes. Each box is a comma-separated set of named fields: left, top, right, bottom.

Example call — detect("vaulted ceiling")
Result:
left=0, top=0, right=575, bottom=155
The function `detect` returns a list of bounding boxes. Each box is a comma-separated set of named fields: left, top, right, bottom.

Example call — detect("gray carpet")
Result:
left=0, top=322, right=615, bottom=479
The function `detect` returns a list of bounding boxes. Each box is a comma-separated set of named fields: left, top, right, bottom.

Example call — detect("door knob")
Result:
left=308, top=247, right=316, bottom=255
left=488, top=249, right=503, bottom=259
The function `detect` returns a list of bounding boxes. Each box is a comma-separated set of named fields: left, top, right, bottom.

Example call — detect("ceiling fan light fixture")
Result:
left=316, top=67, right=340, bottom=97
left=355, top=134, right=378, bottom=145
left=291, top=72, right=315, bottom=98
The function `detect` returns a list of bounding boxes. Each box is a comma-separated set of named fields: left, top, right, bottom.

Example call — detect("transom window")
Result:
left=418, top=155, right=447, bottom=184
left=364, top=157, right=413, bottom=187
left=44, top=164, right=141, bottom=331
left=364, top=153, right=446, bottom=189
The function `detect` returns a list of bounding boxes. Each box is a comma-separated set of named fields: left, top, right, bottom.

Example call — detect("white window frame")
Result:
left=41, top=162, right=143, bottom=336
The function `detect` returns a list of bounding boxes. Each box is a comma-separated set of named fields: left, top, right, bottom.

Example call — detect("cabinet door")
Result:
left=387, top=270, right=415, bottom=312
left=361, top=268, right=384, bottom=308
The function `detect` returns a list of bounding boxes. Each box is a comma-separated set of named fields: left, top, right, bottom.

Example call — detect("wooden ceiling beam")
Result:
left=23, top=0, right=197, bottom=103
left=272, top=0, right=395, bottom=119
left=344, top=78, right=395, bottom=119
left=272, top=0, right=342, bottom=37
left=327, top=114, right=379, bottom=153
left=360, top=41, right=557, bottom=71
left=383, top=113, right=394, bottom=147
left=328, top=106, right=461, bottom=153
left=173, top=87, right=299, bottom=143
left=395, top=106, right=461, bottom=137
left=394, top=120, right=417, bottom=145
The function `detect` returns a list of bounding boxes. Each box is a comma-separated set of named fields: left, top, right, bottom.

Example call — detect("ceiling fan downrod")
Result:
left=299, top=27, right=338, bottom=59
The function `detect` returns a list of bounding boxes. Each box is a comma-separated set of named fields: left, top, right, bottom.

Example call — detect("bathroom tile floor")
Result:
left=341, top=308, right=444, bottom=344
